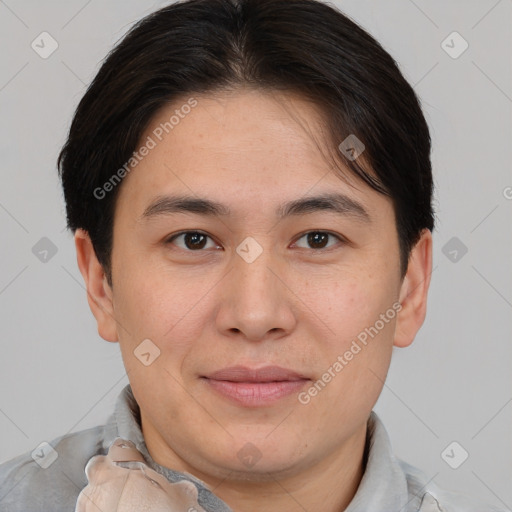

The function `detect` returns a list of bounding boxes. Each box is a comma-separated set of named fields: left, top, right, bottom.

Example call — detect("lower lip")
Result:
left=203, top=378, right=309, bottom=407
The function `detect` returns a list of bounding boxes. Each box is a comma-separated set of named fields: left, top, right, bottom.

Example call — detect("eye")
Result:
left=165, top=231, right=221, bottom=251
left=292, top=231, right=344, bottom=250
left=164, top=230, right=345, bottom=252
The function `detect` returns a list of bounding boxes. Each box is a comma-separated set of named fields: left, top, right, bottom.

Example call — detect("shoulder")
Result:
left=0, top=422, right=116, bottom=512
left=398, top=459, right=507, bottom=512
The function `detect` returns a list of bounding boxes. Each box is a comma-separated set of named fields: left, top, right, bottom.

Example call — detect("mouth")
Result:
left=201, top=365, right=310, bottom=407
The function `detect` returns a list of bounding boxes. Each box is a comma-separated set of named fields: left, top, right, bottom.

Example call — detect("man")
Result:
left=0, top=0, right=504, bottom=510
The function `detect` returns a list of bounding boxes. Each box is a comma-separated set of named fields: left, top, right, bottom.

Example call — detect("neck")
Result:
left=142, top=415, right=368, bottom=512
left=212, top=427, right=366, bottom=512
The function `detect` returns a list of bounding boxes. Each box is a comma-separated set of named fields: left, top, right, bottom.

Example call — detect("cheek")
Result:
left=307, top=266, right=397, bottom=338
left=309, top=269, right=398, bottom=393
left=340, top=288, right=397, bottom=342
left=112, top=262, right=214, bottom=397
left=113, top=253, right=208, bottom=347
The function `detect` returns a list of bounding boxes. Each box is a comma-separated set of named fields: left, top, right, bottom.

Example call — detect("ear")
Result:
left=75, top=229, right=118, bottom=342
left=394, top=229, right=433, bottom=348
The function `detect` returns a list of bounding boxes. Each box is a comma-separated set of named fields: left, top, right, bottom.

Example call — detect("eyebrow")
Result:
left=140, top=193, right=371, bottom=222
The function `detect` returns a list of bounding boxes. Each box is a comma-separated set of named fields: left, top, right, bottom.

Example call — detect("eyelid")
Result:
left=165, top=230, right=222, bottom=250
left=291, top=230, right=347, bottom=249
left=165, top=230, right=348, bottom=251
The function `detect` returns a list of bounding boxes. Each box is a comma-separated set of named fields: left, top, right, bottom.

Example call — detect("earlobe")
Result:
left=74, top=229, right=119, bottom=342
left=394, top=229, right=433, bottom=348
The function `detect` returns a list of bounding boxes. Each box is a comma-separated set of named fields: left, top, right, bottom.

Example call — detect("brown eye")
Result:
left=166, top=231, right=220, bottom=251
left=293, top=231, right=343, bottom=250
left=308, top=232, right=328, bottom=249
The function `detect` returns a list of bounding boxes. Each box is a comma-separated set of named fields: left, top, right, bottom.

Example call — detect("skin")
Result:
left=75, top=87, right=432, bottom=512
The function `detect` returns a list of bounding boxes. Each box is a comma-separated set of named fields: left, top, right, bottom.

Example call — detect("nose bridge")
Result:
left=233, top=237, right=280, bottom=304
left=217, top=236, right=296, bottom=340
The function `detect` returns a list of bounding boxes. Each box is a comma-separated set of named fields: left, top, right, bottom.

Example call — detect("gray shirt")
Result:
left=0, top=384, right=504, bottom=512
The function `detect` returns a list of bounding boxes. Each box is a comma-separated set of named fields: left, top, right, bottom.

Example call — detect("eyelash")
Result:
left=165, top=230, right=346, bottom=252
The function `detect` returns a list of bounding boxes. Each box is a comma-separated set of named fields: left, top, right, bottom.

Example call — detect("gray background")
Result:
left=0, top=0, right=511, bottom=508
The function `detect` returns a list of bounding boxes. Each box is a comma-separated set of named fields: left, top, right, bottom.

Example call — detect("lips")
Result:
left=204, top=365, right=308, bottom=383
left=201, top=365, right=310, bottom=407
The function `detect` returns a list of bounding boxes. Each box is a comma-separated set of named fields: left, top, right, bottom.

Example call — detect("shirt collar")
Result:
left=112, top=383, right=233, bottom=512
left=111, top=384, right=420, bottom=512
left=345, top=411, right=411, bottom=511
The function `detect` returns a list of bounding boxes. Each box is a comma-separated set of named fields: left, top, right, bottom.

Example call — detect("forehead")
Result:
left=144, top=89, right=332, bottom=180
left=115, top=89, right=390, bottom=221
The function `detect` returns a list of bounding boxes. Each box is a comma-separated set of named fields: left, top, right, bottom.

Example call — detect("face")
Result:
left=78, top=88, right=431, bottom=485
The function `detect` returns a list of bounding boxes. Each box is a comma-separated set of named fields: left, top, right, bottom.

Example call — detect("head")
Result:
left=60, top=0, right=434, bottom=493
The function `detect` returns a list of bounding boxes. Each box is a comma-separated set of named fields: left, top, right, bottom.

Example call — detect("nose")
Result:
left=215, top=241, right=297, bottom=342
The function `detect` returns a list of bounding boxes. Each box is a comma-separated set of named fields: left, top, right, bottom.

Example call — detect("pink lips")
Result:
left=202, top=365, right=310, bottom=407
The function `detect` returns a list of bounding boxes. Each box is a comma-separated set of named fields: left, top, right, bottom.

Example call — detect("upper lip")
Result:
left=204, top=365, right=308, bottom=382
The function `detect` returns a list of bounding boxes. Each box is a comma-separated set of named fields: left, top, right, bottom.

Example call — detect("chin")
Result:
left=227, top=457, right=306, bottom=483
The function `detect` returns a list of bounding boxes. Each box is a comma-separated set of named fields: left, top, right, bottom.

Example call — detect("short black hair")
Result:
left=58, top=0, right=434, bottom=285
